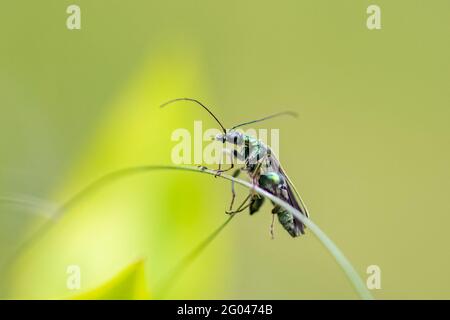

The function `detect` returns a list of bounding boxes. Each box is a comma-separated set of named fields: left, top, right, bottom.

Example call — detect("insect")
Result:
left=161, top=98, right=309, bottom=238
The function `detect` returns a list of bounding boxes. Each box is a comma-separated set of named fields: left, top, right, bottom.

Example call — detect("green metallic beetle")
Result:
left=161, top=98, right=310, bottom=238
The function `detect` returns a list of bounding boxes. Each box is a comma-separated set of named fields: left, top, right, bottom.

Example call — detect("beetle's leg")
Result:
left=227, top=203, right=251, bottom=215
left=250, top=155, right=267, bottom=187
left=214, top=164, right=234, bottom=177
left=213, top=147, right=225, bottom=176
left=270, top=213, right=276, bottom=239
left=214, top=148, right=235, bottom=177
left=226, top=193, right=251, bottom=214
left=228, top=168, right=241, bottom=211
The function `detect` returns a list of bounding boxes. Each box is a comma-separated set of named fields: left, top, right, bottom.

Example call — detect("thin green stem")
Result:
left=155, top=213, right=236, bottom=298
left=2, top=165, right=373, bottom=300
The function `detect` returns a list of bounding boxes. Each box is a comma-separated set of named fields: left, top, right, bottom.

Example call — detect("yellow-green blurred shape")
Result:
left=8, top=51, right=232, bottom=299
left=74, top=260, right=149, bottom=300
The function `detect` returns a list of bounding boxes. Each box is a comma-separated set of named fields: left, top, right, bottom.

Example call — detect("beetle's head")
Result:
left=215, top=130, right=244, bottom=145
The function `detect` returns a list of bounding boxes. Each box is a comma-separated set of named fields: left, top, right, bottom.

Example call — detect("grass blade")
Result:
left=2, top=165, right=373, bottom=300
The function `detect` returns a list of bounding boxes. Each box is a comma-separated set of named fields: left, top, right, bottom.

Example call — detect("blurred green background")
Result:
left=1, top=0, right=449, bottom=299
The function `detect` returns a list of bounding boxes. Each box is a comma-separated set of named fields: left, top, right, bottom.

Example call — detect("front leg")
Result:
left=214, top=148, right=237, bottom=177
left=228, top=168, right=241, bottom=211
left=214, top=162, right=234, bottom=177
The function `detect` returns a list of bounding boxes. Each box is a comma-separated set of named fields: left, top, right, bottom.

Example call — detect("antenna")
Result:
left=231, top=111, right=298, bottom=130
left=160, top=98, right=227, bottom=133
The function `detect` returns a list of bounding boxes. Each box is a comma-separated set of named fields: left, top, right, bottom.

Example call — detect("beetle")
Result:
left=161, top=98, right=309, bottom=237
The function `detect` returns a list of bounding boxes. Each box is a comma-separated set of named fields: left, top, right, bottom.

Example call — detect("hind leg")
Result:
left=270, top=213, right=276, bottom=239
left=226, top=194, right=251, bottom=215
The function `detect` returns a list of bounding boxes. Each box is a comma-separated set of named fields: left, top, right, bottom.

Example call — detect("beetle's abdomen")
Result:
left=272, top=206, right=302, bottom=237
left=259, top=172, right=303, bottom=237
